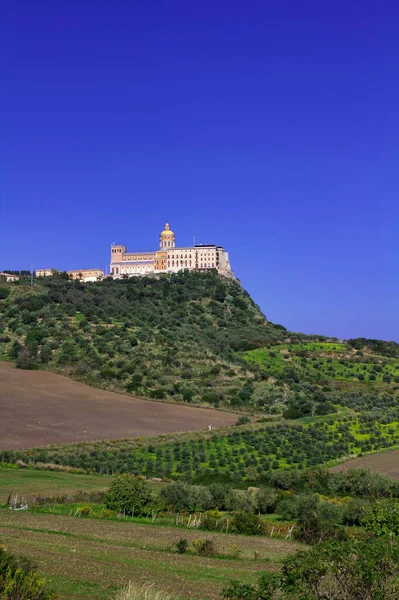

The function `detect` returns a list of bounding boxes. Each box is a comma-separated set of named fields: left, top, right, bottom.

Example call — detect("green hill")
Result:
left=0, top=272, right=291, bottom=407
left=0, top=272, right=398, bottom=418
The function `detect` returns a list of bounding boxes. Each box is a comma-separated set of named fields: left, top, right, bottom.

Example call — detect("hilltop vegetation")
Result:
left=0, top=271, right=319, bottom=408
left=0, top=271, right=398, bottom=422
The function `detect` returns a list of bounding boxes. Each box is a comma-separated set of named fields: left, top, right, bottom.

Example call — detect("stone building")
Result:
left=110, top=223, right=233, bottom=278
left=35, top=268, right=58, bottom=277
left=67, top=269, right=104, bottom=282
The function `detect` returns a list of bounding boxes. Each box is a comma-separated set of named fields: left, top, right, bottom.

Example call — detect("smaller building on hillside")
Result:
left=0, top=272, right=20, bottom=282
left=67, top=269, right=104, bottom=282
left=36, top=268, right=58, bottom=277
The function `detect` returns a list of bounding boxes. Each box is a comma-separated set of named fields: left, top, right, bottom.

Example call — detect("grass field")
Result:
left=0, top=465, right=113, bottom=503
left=0, top=509, right=302, bottom=599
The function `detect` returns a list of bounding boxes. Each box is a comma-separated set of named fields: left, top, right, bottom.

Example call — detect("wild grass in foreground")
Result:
left=114, top=582, right=176, bottom=600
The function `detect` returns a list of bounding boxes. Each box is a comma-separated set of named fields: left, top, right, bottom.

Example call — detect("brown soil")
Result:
left=331, top=450, right=399, bottom=479
left=0, top=361, right=238, bottom=450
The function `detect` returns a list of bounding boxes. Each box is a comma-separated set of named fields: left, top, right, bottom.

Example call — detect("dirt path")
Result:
left=0, top=362, right=238, bottom=449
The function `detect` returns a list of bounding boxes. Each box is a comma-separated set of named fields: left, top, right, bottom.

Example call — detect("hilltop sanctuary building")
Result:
left=110, top=223, right=233, bottom=278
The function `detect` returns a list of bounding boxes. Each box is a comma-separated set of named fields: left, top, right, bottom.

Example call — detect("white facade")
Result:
left=110, top=223, right=233, bottom=279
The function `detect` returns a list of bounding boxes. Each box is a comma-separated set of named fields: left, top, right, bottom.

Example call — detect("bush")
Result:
left=114, top=581, right=177, bottom=600
left=175, top=538, right=188, bottom=554
left=104, top=474, right=154, bottom=515
left=236, top=415, right=251, bottom=426
left=281, top=538, right=399, bottom=599
left=342, top=497, right=369, bottom=525
left=160, top=481, right=191, bottom=510
left=226, top=489, right=257, bottom=512
left=0, top=544, right=58, bottom=599
left=222, top=573, right=279, bottom=600
left=255, top=487, right=277, bottom=514
left=361, top=499, right=399, bottom=536
left=16, top=348, right=37, bottom=370
left=192, top=538, right=217, bottom=557
left=230, top=512, right=263, bottom=535
left=8, top=340, right=22, bottom=360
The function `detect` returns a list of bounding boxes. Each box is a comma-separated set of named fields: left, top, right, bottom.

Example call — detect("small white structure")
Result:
left=0, top=272, right=20, bottom=282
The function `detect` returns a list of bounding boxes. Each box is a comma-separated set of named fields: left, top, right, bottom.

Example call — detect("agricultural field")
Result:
left=0, top=361, right=238, bottom=450
left=0, top=465, right=113, bottom=503
left=331, top=449, right=399, bottom=479
left=242, top=342, right=399, bottom=384
left=5, top=398, right=399, bottom=481
left=0, top=509, right=301, bottom=599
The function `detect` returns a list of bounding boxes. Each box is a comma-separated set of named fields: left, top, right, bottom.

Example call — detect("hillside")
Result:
left=1, top=272, right=398, bottom=421
left=0, top=271, right=312, bottom=407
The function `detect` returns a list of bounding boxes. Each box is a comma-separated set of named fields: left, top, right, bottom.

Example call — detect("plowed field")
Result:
left=0, top=362, right=238, bottom=450
left=331, top=450, right=399, bottom=478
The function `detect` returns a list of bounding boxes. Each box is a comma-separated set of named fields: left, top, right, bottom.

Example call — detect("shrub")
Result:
left=160, top=481, right=191, bottom=510
left=255, top=487, right=277, bottom=514
left=104, top=474, right=154, bottom=516
left=192, top=538, right=216, bottom=557
left=222, top=573, right=279, bottom=600
left=175, top=538, right=188, bottom=554
left=281, top=538, right=399, bottom=599
left=230, top=512, right=263, bottom=535
left=16, top=348, right=37, bottom=370
left=342, top=497, right=369, bottom=526
left=77, top=506, right=92, bottom=516
left=114, top=581, right=176, bottom=600
left=361, top=499, right=399, bottom=536
left=226, top=489, right=257, bottom=512
left=236, top=415, right=251, bottom=426
left=0, top=544, right=58, bottom=599
left=8, top=340, right=22, bottom=360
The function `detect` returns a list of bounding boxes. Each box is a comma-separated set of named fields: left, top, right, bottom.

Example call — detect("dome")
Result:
left=160, top=222, right=174, bottom=236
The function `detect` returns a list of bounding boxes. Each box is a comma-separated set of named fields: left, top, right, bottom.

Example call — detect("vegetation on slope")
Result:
left=4, top=386, right=399, bottom=480
left=0, top=272, right=320, bottom=407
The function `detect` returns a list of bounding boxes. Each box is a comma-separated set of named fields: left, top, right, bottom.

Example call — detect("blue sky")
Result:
left=1, top=1, right=398, bottom=341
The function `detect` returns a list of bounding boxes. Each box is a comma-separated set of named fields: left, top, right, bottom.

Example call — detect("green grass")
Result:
left=0, top=465, right=169, bottom=504
left=0, top=465, right=113, bottom=503
left=0, top=509, right=301, bottom=599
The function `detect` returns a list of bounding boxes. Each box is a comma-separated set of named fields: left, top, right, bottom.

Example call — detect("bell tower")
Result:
left=159, top=222, right=175, bottom=249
